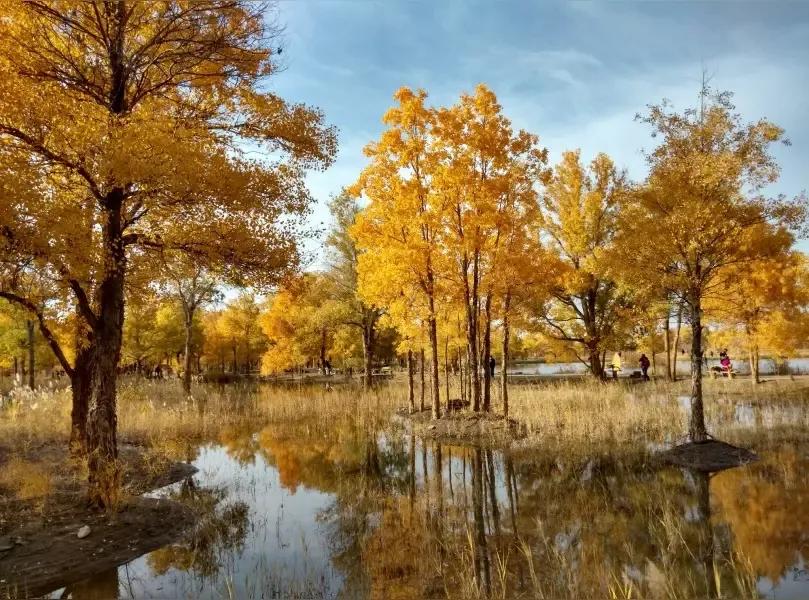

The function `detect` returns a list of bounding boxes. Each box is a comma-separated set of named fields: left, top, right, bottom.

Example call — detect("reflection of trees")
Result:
left=712, top=446, right=809, bottom=583
left=147, top=480, right=249, bottom=578
left=61, top=567, right=119, bottom=600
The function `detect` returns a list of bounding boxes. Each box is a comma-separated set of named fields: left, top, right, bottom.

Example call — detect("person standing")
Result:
left=610, top=352, right=623, bottom=379
left=488, top=355, right=496, bottom=377
left=639, top=353, right=651, bottom=381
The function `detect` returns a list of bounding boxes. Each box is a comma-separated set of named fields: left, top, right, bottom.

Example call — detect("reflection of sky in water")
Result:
left=759, top=559, right=809, bottom=600
left=77, top=445, right=340, bottom=599
left=514, top=357, right=809, bottom=376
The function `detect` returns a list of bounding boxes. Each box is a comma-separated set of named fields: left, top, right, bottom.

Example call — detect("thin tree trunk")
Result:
left=501, top=296, right=510, bottom=418
left=407, top=350, right=415, bottom=412
left=688, top=293, right=707, bottom=442
left=182, top=310, right=193, bottom=395
left=444, top=338, right=450, bottom=411
left=663, top=311, right=672, bottom=380
left=428, top=314, right=441, bottom=419
left=26, top=319, right=35, bottom=390
left=420, top=349, right=425, bottom=412
left=749, top=344, right=760, bottom=385
left=672, top=302, right=683, bottom=381
left=482, top=294, right=492, bottom=412
left=363, top=324, right=375, bottom=388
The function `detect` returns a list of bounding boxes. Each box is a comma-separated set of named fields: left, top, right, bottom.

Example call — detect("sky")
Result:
left=266, top=1, right=809, bottom=262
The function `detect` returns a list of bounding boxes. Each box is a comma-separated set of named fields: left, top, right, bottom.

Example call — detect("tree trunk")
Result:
left=407, top=350, right=415, bottom=412
left=26, top=319, right=35, bottom=389
left=688, top=294, right=707, bottom=442
left=444, top=337, right=450, bottom=412
left=749, top=344, right=760, bottom=385
left=672, top=303, right=683, bottom=381
left=428, top=314, right=441, bottom=420
left=481, top=294, right=492, bottom=412
left=420, top=349, right=425, bottom=412
left=70, top=343, right=93, bottom=457
left=663, top=311, right=672, bottom=380
left=87, top=191, right=126, bottom=509
left=362, top=324, right=374, bottom=388
left=501, top=297, right=510, bottom=418
left=587, top=341, right=603, bottom=380
left=182, top=311, right=194, bottom=395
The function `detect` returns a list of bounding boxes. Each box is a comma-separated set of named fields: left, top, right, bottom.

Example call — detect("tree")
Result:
left=433, top=84, right=549, bottom=411
left=709, top=251, right=809, bottom=383
left=618, top=85, right=802, bottom=442
left=0, top=0, right=335, bottom=506
left=352, top=88, right=445, bottom=419
left=160, top=253, right=221, bottom=394
left=536, top=150, right=631, bottom=379
left=220, top=293, right=268, bottom=375
left=325, top=192, right=384, bottom=387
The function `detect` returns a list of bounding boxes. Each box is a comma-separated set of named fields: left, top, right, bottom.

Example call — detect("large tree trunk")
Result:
left=87, top=191, right=126, bottom=509
left=407, top=350, right=415, bottom=412
left=587, top=340, right=603, bottom=380
left=26, top=319, right=35, bottom=389
left=501, top=297, right=510, bottom=418
left=70, top=343, right=94, bottom=457
left=182, top=310, right=194, bottom=395
left=481, top=294, right=492, bottom=412
left=688, top=294, right=707, bottom=442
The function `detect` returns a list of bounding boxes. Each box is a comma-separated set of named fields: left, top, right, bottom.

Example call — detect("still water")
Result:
left=52, top=416, right=809, bottom=599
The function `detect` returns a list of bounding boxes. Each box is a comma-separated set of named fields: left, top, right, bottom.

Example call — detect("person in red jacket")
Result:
left=639, top=354, right=651, bottom=381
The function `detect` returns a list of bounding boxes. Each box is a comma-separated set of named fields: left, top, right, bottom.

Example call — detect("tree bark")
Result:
left=407, top=350, right=415, bottom=412
left=501, top=296, right=510, bottom=418
left=87, top=189, right=127, bottom=508
left=587, top=341, right=604, bottom=380
left=688, top=294, right=707, bottom=442
left=70, top=343, right=93, bottom=457
left=444, top=337, right=450, bottom=412
left=26, top=319, right=35, bottom=389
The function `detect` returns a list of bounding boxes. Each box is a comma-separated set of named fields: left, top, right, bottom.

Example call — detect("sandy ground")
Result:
left=0, top=442, right=198, bottom=598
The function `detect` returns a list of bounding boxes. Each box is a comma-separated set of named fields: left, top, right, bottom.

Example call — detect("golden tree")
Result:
left=619, top=87, right=802, bottom=441
left=351, top=88, right=446, bottom=419
left=536, top=150, right=632, bottom=379
left=433, top=84, right=549, bottom=411
left=0, top=0, right=335, bottom=506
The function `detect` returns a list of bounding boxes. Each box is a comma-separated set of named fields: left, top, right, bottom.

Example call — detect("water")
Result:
left=513, top=357, right=809, bottom=376
left=47, top=414, right=809, bottom=599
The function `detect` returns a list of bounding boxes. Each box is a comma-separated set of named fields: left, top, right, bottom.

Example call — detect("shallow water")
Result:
left=50, top=413, right=809, bottom=599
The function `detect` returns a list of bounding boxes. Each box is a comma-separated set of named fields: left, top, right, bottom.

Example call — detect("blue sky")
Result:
left=267, top=1, right=809, bottom=261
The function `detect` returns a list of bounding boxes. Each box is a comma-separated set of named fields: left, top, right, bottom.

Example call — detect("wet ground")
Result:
left=30, top=399, right=809, bottom=600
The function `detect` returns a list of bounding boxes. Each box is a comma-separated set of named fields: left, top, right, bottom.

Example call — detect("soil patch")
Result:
left=0, top=495, right=195, bottom=598
left=0, top=441, right=198, bottom=597
left=398, top=408, right=527, bottom=446
left=658, top=439, right=759, bottom=472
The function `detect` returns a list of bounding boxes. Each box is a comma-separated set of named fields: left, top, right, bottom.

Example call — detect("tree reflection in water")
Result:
left=50, top=414, right=809, bottom=599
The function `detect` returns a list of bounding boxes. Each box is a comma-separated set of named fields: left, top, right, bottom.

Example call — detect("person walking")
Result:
left=610, top=352, right=623, bottom=379
left=488, top=355, right=496, bottom=377
left=639, top=353, right=651, bottom=381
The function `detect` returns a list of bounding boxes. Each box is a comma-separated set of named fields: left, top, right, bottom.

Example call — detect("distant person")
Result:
left=489, top=356, right=496, bottom=377
left=323, top=358, right=332, bottom=375
left=639, top=354, right=651, bottom=381
left=610, top=352, right=623, bottom=379
left=720, top=352, right=732, bottom=376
